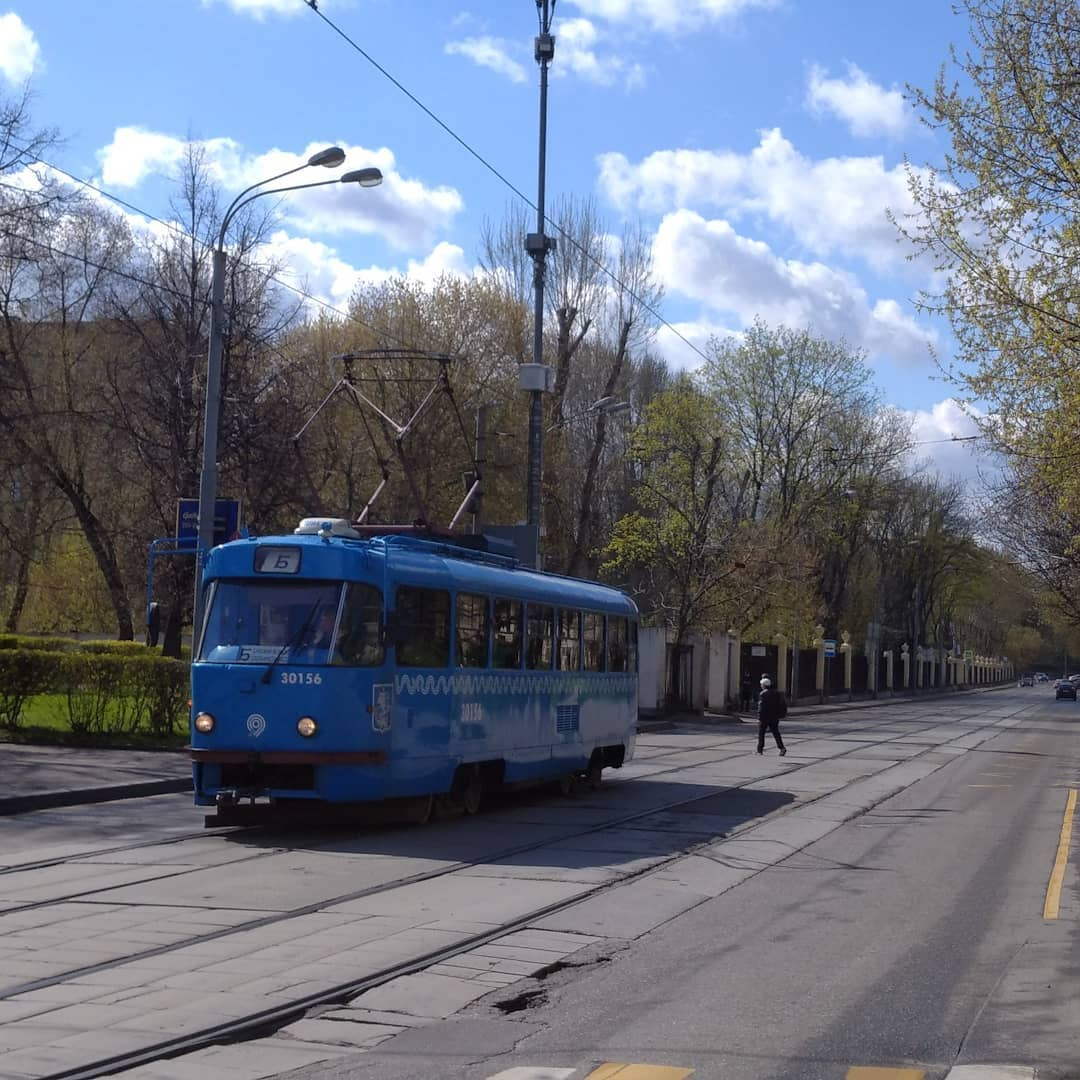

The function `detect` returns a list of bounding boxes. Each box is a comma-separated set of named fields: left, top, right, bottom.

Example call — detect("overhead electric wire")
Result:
left=302, top=0, right=714, bottom=367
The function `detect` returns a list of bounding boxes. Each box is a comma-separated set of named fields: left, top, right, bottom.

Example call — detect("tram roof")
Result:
left=205, top=531, right=638, bottom=616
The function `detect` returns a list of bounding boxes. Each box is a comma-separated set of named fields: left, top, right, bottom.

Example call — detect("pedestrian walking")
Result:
left=740, top=670, right=753, bottom=712
left=756, top=676, right=787, bottom=756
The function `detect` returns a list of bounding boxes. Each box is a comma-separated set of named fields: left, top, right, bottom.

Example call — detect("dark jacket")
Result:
left=757, top=687, right=787, bottom=723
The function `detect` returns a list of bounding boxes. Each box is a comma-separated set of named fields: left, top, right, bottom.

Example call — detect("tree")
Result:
left=901, top=0, right=1080, bottom=507
left=602, top=378, right=752, bottom=648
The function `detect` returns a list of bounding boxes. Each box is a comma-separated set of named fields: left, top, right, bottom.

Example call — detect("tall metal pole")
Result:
left=526, top=0, right=556, bottom=529
left=192, top=246, right=227, bottom=642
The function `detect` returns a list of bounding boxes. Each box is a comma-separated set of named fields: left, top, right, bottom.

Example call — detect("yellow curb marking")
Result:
left=586, top=1066, right=694, bottom=1080
left=1044, top=788, right=1077, bottom=920
left=846, top=1069, right=925, bottom=1080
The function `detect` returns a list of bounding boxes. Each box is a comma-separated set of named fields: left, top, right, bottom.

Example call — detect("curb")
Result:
left=0, top=777, right=193, bottom=817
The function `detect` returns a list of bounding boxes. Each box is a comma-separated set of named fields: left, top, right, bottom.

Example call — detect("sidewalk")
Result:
left=1, top=684, right=1010, bottom=816
left=0, top=742, right=191, bottom=815
left=639, top=682, right=1011, bottom=730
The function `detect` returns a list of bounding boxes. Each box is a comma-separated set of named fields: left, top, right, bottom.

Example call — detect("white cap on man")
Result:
left=760, top=676, right=771, bottom=688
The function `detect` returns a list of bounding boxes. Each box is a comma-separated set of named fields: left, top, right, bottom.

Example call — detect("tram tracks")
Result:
left=3, top=701, right=1029, bottom=971
left=3, top=701, right=1035, bottom=1080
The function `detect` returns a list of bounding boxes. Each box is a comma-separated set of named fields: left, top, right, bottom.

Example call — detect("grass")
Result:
left=0, top=693, right=188, bottom=750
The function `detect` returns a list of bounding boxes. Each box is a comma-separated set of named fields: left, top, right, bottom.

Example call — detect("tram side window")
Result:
left=336, top=583, right=384, bottom=666
left=526, top=603, right=554, bottom=670
left=557, top=609, right=581, bottom=671
left=608, top=616, right=628, bottom=673
left=628, top=620, right=639, bottom=672
left=456, top=592, right=489, bottom=668
left=493, top=598, right=523, bottom=669
left=395, top=586, right=450, bottom=668
left=583, top=612, right=604, bottom=672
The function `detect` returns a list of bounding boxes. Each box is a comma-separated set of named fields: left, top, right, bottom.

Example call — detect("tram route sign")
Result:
left=177, top=499, right=242, bottom=549
left=823, top=639, right=837, bottom=658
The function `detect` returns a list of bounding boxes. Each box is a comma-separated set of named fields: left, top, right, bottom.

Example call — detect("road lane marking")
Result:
left=1043, top=788, right=1077, bottom=920
left=586, top=1066, right=695, bottom=1079
left=846, top=1070, right=925, bottom=1080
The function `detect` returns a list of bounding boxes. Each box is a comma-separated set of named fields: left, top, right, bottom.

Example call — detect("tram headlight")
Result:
left=296, top=716, right=318, bottom=738
left=194, top=712, right=215, bottom=734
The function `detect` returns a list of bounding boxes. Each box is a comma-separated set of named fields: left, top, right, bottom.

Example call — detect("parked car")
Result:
left=1056, top=680, right=1077, bottom=700
left=1019, top=673, right=1034, bottom=687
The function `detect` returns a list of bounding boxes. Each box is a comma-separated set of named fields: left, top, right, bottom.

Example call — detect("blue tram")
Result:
left=190, top=518, right=639, bottom=823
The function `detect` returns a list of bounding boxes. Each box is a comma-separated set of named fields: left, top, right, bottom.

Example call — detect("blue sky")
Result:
left=9, top=0, right=990, bottom=481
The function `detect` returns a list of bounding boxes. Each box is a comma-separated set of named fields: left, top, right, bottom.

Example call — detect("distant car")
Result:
left=1019, top=673, right=1034, bottom=687
left=1037, top=672, right=1049, bottom=682
left=1057, top=680, right=1077, bottom=700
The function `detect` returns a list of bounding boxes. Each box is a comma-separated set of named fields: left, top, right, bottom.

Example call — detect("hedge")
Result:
left=0, top=646, right=188, bottom=736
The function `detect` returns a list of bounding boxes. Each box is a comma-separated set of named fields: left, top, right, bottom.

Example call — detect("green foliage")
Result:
left=904, top=0, right=1080, bottom=511
left=0, top=650, right=63, bottom=730
left=0, top=642, right=188, bottom=738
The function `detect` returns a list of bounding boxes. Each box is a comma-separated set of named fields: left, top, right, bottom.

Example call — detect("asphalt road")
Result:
left=297, top=687, right=1080, bottom=1080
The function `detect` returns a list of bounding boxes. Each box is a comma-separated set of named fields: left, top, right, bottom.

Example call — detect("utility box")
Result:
left=518, top=363, right=554, bottom=392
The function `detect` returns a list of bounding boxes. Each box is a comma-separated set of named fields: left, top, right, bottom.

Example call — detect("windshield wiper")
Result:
left=261, top=600, right=321, bottom=684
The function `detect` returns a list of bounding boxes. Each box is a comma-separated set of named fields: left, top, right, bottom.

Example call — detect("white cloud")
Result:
left=806, top=63, right=911, bottom=138
left=598, top=128, right=931, bottom=274
left=903, top=398, right=993, bottom=484
left=200, top=0, right=324, bottom=18
left=555, top=18, right=644, bottom=88
left=651, top=208, right=938, bottom=367
left=0, top=13, right=41, bottom=83
left=267, top=233, right=469, bottom=311
left=445, top=36, right=527, bottom=83
left=96, top=130, right=463, bottom=251
left=567, top=0, right=777, bottom=33
left=654, top=318, right=736, bottom=371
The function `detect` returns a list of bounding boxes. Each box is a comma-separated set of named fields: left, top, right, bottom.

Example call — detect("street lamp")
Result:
left=192, top=150, right=383, bottom=638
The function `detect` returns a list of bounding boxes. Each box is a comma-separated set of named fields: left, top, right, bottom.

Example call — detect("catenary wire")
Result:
left=9, top=150, right=416, bottom=351
left=302, top=0, right=714, bottom=367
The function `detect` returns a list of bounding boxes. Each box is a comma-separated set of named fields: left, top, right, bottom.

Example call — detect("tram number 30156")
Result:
left=279, top=672, right=324, bottom=685
left=461, top=702, right=483, bottom=725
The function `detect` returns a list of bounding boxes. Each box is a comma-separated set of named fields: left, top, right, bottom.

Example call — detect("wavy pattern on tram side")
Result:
left=394, top=672, right=636, bottom=697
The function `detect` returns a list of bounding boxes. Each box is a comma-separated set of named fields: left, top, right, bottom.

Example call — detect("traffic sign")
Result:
left=176, top=499, right=242, bottom=548
left=963, top=649, right=973, bottom=660
left=823, top=639, right=837, bottom=658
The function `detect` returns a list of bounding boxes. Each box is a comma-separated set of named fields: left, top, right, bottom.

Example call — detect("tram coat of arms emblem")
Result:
left=371, top=684, right=392, bottom=733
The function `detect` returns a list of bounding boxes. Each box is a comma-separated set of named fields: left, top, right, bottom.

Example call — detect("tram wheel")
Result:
left=585, top=758, right=603, bottom=791
left=413, top=794, right=436, bottom=825
left=558, top=773, right=579, bottom=797
left=459, top=767, right=484, bottom=815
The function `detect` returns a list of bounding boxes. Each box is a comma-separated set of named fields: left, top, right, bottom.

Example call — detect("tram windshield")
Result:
left=198, top=580, right=384, bottom=667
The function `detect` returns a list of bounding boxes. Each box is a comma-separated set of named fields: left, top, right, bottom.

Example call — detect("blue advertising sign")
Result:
left=823, top=638, right=837, bottom=658
left=176, top=499, right=242, bottom=548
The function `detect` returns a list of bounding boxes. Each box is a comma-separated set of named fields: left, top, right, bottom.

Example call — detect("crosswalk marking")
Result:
left=847, top=1070, right=924, bottom=1080
left=945, top=1068, right=1035, bottom=1079
left=586, top=1066, right=695, bottom=1079
left=485, top=1069, right=576, bottom=1079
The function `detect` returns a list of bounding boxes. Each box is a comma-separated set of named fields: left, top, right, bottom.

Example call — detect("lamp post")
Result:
left=524, top=0, right=557, bottom=530
left=192, top=150, right=383, bottom=638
